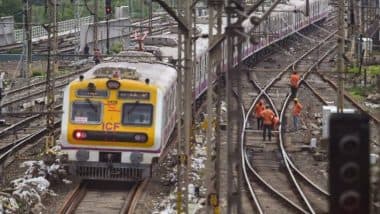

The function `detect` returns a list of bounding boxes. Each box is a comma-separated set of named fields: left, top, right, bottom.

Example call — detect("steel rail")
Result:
left=3, top=66, right=91, bottom=97
left=58, top=181, right=88, bottom=214
left=315, top=71, right=380, bottom=124
left=0, top=120, right=61, bottom=164
left=125, top=179, right=150, bottom=214
left=0, top=105, right=62, bottom=139
left=232, top=90, right=264, bottom=213
left=239, top=30, right=338, bottom=213
left=233, top=89, right=309, bottom=213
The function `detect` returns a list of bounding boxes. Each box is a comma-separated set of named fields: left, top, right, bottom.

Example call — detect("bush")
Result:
left=111, top=42, right=123, bottom=54
left=31, top=71, right=43, bottom=77
left=347, top=66, right=360, bottom=74
left=367, top=65, right=380, bottom=76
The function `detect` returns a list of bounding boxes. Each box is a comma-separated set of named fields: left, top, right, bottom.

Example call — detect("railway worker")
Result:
left=292, top=98, right=303, bottom=131
left=84, top=44, right=89, bottom=57
left=261, top=105, right=275, bottom=141
left=254, top=99, right=265, bottom=130
left=94, top=48, right=102, bottom=65
left=290, top=71, right=300, bottom=98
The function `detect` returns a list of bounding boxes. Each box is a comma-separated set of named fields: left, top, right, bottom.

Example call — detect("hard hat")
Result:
left=294, top=98, right=298, bottom=102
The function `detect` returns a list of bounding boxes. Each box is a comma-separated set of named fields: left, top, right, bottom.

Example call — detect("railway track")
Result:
left=238, top=29, right=336, bottom=213
left=237, top=14, right=378, bottom=213
left=59, top=179, right=149, bottom=214
left=0, top=16, right=173, bottom=54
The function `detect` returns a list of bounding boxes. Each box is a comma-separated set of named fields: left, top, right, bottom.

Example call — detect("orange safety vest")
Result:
left=261, top=109, right=275, bottom=125
left=254, top=103, right=265, bottom=118
left=290, top=73, right=300, bottom=88
left=293, top=102, right=303, bottom=116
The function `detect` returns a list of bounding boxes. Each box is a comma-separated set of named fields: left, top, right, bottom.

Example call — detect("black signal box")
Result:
left=329, top=113, right=369, bottom=214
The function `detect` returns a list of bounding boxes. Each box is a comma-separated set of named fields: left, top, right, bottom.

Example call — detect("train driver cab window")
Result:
left=71, top=101, right=102, bottom=124
left=122, top=103, right=153, bottom=126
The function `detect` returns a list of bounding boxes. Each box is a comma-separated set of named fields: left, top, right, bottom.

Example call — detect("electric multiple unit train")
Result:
left=59, top=0, right=329, bottom=180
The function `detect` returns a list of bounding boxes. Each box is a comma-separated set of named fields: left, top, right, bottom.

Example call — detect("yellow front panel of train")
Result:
left=67, top=78, right=157, bottom=148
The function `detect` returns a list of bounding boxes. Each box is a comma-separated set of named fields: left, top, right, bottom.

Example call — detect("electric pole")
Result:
left=337, top=0, right=345, bottom=112
left=22, top=0, right=32, bottom=78
left=93, top=0, right=98, bottom=51
left=74, top=0, right=80, bottom=59
left=182, top=0, right=192, bottom=211
left=150, top=0, right=194, bottom=212
left=106, top=0, right=112, bottom=54
left=45, top=0, right=58, bottom=151
left=148, top=0, right=152, bottom=35
left=206, top=0, right=223, bottom=212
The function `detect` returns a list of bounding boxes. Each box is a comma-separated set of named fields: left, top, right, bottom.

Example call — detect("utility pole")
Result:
left=45, top=0, right=58, bottom=151
left=22, top=0, right=32, bottom=78
left=74, top=0, right=80, bottom=59
left=106, top=0, right=112, bottom=54
left=93, top=0, right=98, bottom=51
left=206, top=0, right=223, bottom=213
left=152, top=0, right=193, bottom=212
left=176, top=0, right=184, bottom=212
left=148, top=0, right=152, bottom=35
left=337, top=0, right=345, bottom=112
left=182, top=0, right=192, bottom=211
left=226, top=1, right=240, bottom=212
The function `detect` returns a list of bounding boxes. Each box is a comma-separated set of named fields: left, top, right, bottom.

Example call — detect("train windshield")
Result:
left=71, top=101, right=102, bottom=124
left=122, top=103, right=153, bottom=126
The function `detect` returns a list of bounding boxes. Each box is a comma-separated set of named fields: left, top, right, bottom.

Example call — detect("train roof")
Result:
left=154, top=0, right=321, bottom=60
left=81, top=62, right=177, bottom=92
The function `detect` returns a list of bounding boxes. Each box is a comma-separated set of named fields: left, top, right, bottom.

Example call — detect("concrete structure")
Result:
left=322, top=106, right=355, bottom=139
left=0, top=16, right=15, bottom=46
left=79, top=17, right=132, bottom=54
left=115, top=6, right=129, bottom=19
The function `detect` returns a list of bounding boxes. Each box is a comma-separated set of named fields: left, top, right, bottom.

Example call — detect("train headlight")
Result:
left=130, top=152, right=143, bottom=164
left=74, top=130, right=87, bottom=140
left=76, top=149, right=89, bottom=161
left=134, top=134, right=147, bottom=142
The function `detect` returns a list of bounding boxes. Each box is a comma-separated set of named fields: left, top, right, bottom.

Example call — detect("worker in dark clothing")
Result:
left=84, top=44, right=89, bottom=57
left=94, top=48, right=102, bottom=65
left=261, top=106, right=275, bottom=141
left=254, top=99, right=265, bottom=130
left=290, top=71, right=300, bottom=98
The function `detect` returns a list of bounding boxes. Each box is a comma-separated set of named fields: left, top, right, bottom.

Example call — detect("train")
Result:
left=59, top=0, right=329, bottom=181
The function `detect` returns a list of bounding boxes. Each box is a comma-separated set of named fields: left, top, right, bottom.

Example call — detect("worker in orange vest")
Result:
left=261, top=105, right=275, bottom=141
left=290, top=71, right=300, bottom=98
left=292, top=98, right=303, bottom=131
left=254, top=99, right=265, bottom=130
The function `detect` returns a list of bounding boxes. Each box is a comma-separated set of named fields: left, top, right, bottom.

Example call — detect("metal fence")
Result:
left=14, top=16, right=93, bottom=42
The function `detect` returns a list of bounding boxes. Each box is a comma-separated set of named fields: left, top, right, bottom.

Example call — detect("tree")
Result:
left=0, top=0, right=23, bottom=23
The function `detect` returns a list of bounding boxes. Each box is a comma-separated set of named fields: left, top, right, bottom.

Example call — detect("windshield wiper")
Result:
left=127, top=101, right=139, bottom=116
left=85, top=98, right=98, bottom=113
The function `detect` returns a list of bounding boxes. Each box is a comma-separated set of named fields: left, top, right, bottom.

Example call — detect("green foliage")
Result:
left=347, top=65, right=380, bottom=76
left=0, top=0, right=23, bottom=23
left=347, top=66, right=360, bottom=74
left=367, top=65, right=380, bottom=76
left=111, top=42, right=123, bottom=54
left=348, top=85, right=376, bottom=99
left=31, top=71, right=43, bottom=77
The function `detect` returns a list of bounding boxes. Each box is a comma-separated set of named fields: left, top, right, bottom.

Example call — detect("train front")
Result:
left=59, top=64, right=165, bottom=181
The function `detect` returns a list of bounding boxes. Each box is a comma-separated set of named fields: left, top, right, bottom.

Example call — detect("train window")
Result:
left=71, top=101, right=102, bottom=124
left=122, top=103, right=153, bottom=126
